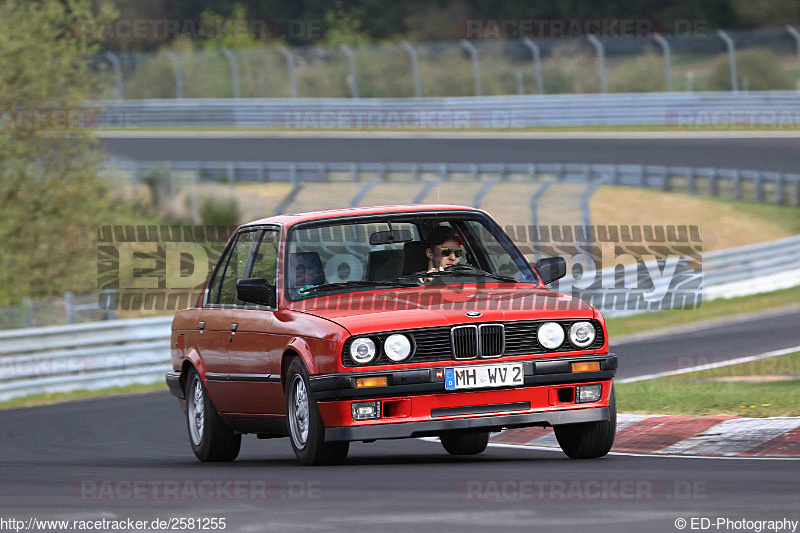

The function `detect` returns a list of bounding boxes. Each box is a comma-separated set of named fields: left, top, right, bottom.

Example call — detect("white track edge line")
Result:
left=617, top=344, right=800, bottom=384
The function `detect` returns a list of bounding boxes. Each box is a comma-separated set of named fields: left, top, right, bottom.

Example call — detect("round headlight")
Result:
left=384, top=334, right=412, bottom=362
left=350, top=338, right=377, bottom=365
left=569, top=321, right=596, bottom=348
left=537, top=322, right=565, bottom=350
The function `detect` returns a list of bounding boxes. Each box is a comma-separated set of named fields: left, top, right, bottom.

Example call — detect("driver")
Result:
left=425, top=226, right=464, bottom=272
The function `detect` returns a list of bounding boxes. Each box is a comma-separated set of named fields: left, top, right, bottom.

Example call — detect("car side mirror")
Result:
left=236, top=278, right=276, bottom=307
left=534, top=257, right=566, bottom=285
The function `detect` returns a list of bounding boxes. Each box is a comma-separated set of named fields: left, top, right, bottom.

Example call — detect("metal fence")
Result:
left=91, top=91, right=800, bottom=129
left=0, top=316, right=171, bottom=402
left=91, top=27, right=800, bottom=99
left=1, top=234, right=798, bottom=401
left=104, top=160, right=800, bottom=208
left=0, top=291, right=117, bottom=331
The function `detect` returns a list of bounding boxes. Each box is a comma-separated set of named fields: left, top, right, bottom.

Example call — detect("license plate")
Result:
left=444, top=363, right=524, bottom=390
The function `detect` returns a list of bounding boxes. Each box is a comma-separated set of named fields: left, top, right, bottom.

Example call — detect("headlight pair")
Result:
left=349, top=334, right=413, bottom=365
left=537, top=321, right=596, bottom=350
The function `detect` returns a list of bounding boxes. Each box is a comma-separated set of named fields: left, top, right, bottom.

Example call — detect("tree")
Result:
left=0, top=0, right=143, bottom=305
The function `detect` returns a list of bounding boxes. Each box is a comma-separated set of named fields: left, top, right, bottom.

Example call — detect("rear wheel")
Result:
left=554, top=386, right=617, bottom=459
left=440, top=430, right=490, bottom=456
left=285, top=358, right=349, bottom=466
left=186, top=368, right=241, bottom=462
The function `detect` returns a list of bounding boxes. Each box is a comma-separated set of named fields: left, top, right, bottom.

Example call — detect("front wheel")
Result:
left=185, top=368, right=241, bottom=462
left=440, top=430, right=490, bottom=455
left=285, top=358, right=349, bottom=466
left=554, top=386, right=617, bottom=459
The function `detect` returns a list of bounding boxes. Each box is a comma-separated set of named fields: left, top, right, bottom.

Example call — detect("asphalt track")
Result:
left=99, top=134, right=800, bottom=173
left=1, top=313, right=798, bottom=532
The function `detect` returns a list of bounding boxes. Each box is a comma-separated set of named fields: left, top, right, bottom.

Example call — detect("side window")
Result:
left=250, top=229, right=279, bottom=284
left=217, top=231, right=258, bottom=306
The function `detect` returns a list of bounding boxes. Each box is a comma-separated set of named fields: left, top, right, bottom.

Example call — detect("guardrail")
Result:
left=0, top=317, right=172, bottom=402
left=105, top=159, right=800, bottom=207
left=2, top=235, right=799, bottom=401
left=92, top=91, right=800, bottom=129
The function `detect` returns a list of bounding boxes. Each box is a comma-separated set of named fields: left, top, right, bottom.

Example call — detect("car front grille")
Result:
left=342, top=319, right=604, bottom=366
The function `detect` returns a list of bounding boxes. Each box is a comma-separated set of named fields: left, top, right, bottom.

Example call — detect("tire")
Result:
left=185, top=368, right=241, bottom=462
left=440, top=430, right=490, bottom=456
left=285, top=358, right=349, bottom=466
left=554, top=386, right=617, bottom=459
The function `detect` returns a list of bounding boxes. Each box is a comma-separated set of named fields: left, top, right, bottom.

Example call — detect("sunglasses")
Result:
left=439, top=247, right=463, bottom=258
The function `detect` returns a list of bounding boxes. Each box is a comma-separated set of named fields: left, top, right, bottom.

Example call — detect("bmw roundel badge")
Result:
left=465, top=311, right=482, bottom=317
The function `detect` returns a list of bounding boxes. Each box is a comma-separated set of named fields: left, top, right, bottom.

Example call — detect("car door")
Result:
left=226, top=228, right=287, bottom=416
left=199, top=229, right=259, bottom=413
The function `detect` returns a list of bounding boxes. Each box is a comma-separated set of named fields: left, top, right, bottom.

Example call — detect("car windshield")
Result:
left=285, top=213, right=538, bottom=300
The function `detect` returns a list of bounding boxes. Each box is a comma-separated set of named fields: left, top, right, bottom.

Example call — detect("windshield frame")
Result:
left=282, top=209, right=540, bottom=302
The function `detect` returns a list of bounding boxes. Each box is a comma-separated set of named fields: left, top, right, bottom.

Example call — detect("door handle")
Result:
left=230, top=323, right=238, bottom=332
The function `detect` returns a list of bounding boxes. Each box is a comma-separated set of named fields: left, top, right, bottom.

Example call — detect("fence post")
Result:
left=22, top=297, right=34, bottom=328
left=460, top=40, right=481, bottom=96
left=586, top=35, right=607, bottom=94
left=522, top=39, right=544, bottom=94
left=164, top=51, right=184, bottom=99
left=652, top=33, right=673, bottom=92
left=104, top=51, right=124, bottom=100
left=340, top=44, right=359, bottom=98
left=401, top=42, right=422, bottom=98
left=220, top=48, right=241, bottom=99
left=787, top=26, right=800, bottom=67
left=64, top=292, right=76, bottom=325
left=278, top=46, right=298, bottom=98
left=530, top=182, right=552, bottom=262
left=716, top=30, right=738, bottom=93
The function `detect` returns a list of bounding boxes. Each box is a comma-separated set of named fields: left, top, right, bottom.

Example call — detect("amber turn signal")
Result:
left=354, top=376, right=389, bottom=388
left=571, top=361, right=601, bottom=373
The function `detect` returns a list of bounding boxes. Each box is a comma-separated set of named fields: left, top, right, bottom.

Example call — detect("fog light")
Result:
left=351, top=401, right=382, bottom=420
left=354, top=376, right=389, bottom=388
left=571, top=361, right=601, bottom=373
left=575, top=384, right=602, bottom=403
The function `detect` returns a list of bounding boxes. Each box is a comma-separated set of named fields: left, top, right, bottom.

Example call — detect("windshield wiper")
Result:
left=403, top=265, right=518, bottom=283
left=297, top=280, right=419, bottom=296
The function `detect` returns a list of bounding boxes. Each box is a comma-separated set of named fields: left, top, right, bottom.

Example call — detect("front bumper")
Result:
left=310, top=354, right=617, bottom=401
left=325, top=405, right=609, bottom=441
left=314, top=354, right=616, bottom=442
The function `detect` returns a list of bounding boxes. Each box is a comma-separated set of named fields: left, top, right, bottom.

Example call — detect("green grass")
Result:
left=605, top=284, right=800, bottom=338
left=0, top=382, right=166, bottom=410
left=703, top=197, right=800, bottom=235
left=616, top=352, right=800, bottom=417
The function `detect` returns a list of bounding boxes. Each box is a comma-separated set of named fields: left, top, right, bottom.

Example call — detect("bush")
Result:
left=609, top=53, right=671, bottom=93
left=708, top=47, right=794, bottom=91
left=201, top=197, right=241, bottom=227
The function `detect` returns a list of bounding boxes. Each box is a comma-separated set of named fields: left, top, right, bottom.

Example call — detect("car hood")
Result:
left=292, top=285, right=596, bottom=335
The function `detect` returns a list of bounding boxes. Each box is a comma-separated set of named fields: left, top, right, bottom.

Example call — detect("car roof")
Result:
left=241, top=204, right=487, bottom=228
